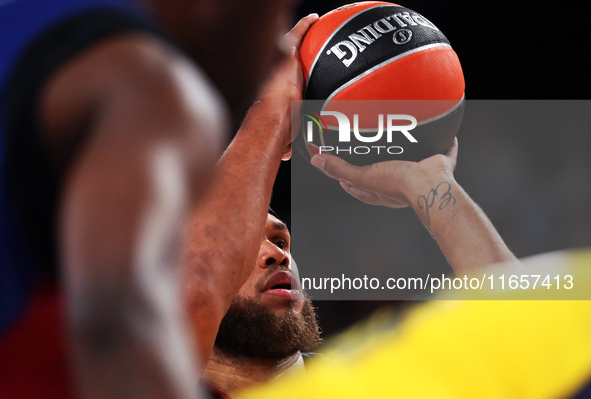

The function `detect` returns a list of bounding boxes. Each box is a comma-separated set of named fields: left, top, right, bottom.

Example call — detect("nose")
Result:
left=258, top=240, right=290, bottom=270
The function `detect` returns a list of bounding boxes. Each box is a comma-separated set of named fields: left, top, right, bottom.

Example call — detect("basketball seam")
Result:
left=417, top=93, right=465, bottom=126
left=304, top=4, right=398, bottom=96
left=322, top=43, right=453, bottom=109
left=324, top=93, right=466, bottom=132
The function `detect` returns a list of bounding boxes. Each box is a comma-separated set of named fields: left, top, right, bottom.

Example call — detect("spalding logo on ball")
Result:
left=297, top=1, right=465, bottom=165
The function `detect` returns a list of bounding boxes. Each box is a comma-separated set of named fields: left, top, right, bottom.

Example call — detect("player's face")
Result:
left=234, top=214, right=304, bottom=314
left=215, top=214, right=321, bottom=358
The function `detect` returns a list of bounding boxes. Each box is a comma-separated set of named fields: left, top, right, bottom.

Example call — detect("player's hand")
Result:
left=260, top=13, right=318, bottom=102
left=255, top=13, right=319, bottom=160
left=311, top=138, right=459, bottom=209
left=283, top=13, right=320, bottom=54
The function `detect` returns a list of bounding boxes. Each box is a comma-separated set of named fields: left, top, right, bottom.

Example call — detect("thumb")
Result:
left=311, top=154, right=370, bottom=187
left=283, top=13, right=319, bottom=52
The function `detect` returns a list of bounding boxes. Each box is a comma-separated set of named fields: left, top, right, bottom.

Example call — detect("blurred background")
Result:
left=269, top=0, right=591, bottom=339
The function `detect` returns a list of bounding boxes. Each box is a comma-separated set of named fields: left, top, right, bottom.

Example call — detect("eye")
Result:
left=274, top=239, right=287, bottom=250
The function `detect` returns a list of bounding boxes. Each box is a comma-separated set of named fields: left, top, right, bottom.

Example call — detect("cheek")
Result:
left=235, top=273, right=261, bottom=298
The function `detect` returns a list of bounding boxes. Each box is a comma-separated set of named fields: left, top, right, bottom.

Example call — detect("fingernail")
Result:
left=311, top=155, right=326, bottom=170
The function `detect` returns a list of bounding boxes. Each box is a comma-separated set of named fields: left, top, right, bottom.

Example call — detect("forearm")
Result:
left=69, top=280, right=196, bottom=399
left=310, top=138, right=518, bottom=275
left=408, top=175, right=519, bottom=274
left=182, top=100, right=289, bottom=361
left=62, top=143, right=201, bottom=399
left=180, top=14, right=317, bottom=367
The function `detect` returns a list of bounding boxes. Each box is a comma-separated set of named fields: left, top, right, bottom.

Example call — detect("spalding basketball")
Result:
left=297, top=1, right=465, bottom=164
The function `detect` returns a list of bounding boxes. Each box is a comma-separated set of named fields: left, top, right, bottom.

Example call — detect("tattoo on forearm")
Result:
left=417, top=181, right=457, bottom=226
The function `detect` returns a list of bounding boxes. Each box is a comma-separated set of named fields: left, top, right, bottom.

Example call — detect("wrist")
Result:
left=403, top=171, right=458, bottom=208
left=239, top=99, right=291, bottom=150
left=407, top=174, right=460, bottom=229
left=404, top=167, right=458, bottom=212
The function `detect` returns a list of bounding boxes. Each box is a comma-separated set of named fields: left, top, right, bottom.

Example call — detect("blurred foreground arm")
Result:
left=311, top=139, right=519, bottom=274
left=43, top=36, right=225, bottom=398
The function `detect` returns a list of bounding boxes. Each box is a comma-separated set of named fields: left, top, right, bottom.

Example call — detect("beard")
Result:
left=214, top=295, right=322, bottom=360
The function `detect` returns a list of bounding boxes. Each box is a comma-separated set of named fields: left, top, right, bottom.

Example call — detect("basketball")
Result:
left=297, top=1, right=465, bottom=164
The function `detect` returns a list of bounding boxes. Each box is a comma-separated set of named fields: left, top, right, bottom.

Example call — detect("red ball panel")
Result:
left=300, top=2, right=398, bottom=81
left=330, top=46, right=464, bottom=102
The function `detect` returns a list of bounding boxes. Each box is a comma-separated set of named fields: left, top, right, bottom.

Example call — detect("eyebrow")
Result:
left=271, top=221, right=289, bottom=232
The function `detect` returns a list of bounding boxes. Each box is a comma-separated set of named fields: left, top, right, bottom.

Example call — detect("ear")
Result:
left=282, top=144, right=292, bottom=161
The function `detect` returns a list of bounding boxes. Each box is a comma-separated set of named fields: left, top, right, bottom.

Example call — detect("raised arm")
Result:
left=42, top=35, right=225, bottom=398
left=310, top=139, right=519, bottom=274
left=180, top=14, right=318, bottom=370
